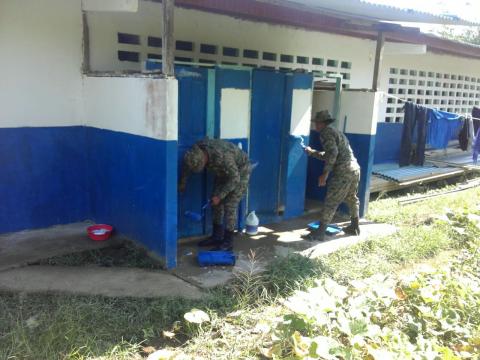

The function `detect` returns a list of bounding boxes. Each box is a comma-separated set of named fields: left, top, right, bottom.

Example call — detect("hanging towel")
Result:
left=427, top=109, right=463, bottom=149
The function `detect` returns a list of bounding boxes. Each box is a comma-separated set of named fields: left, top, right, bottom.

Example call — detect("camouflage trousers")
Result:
left=318, top=168, right=360, bottom=225
left=212, top=168, right=251, bottom=231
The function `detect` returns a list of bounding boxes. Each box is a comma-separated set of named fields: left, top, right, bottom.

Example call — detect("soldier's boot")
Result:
left=212, top=230, right=234, bottom=251
left=308, top=223, right=327, bottom=242
left=198, top=224, right=224, bottom=247
left=342, top=217, right=360, bottom=236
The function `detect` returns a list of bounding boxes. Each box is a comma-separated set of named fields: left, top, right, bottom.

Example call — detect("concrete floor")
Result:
left=0, top=214, right=395, bottom=298
left=173, top=214, right=396, bottom=289
left=0, top=222, right=121, bottom=272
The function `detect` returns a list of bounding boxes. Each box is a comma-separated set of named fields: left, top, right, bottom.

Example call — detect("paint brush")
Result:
left=184, top=201, right=211, bottom=222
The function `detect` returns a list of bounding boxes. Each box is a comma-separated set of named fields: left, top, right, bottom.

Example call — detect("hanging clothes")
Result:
left=458, top=116, right=472, bottom=151
left=473, top=127, right=480, bottom=165
left=472, top=107, right=480, bottom=134
left=399, top=102, right=428, bottom=167
left=426, top=109, right=463, bottom=149
left=468, top=116, right=475, bottom=151
left=399, top=102, right=416, bottom=167
left=415, top=106, right=427, bottom=166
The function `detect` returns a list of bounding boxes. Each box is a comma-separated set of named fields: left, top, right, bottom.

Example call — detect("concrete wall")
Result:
left=0, top=0, right=84, bottom=127
left=84, top=75, right=178, bottom=140
left=380, top=51, right=480, bottom=123
left=0, top=0, right=178, bottom=268
left=86, top=0, right=376, bottom=88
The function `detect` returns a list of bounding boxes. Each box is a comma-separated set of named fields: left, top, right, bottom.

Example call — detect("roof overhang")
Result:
left=160, top=0, right=480, bottom=60
left=258, top=0, right=479, bottom=26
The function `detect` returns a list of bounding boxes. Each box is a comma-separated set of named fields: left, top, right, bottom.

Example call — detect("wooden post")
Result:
left=372, top=31, right=385, bottom=91
left=162, top=0, right=175, bottom=77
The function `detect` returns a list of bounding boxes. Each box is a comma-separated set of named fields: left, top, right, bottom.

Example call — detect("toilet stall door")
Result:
left=177, top=67, right=209, bottom=238
left=248, top=69, right=287, bottom=219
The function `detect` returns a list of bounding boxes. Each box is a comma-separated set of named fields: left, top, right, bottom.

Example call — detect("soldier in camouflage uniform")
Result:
left=304, top=110, right=361, bottom=241
left=179, top=138, right=251, bottom=251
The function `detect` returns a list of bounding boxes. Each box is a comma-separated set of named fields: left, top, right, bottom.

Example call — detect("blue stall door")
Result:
left=248, top=70, right=287, bottom=220
left=177, top=66, right=210, bottom=238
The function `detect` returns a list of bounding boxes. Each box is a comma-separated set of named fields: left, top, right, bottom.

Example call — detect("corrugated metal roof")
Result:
left=261, top=0, right=479, bottom=26
left=372, top=164, right=461, bottom=183
left=359, top=0, right=478, bottom=25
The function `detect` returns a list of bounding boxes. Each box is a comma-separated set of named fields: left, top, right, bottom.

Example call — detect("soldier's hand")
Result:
left=211, top=196, right=221, bottom=206
left=318, top=174, right=328, bottom=187
left=304, top=146, right=314, bottom=155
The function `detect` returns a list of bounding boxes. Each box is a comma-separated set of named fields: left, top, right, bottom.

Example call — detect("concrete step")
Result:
left=0, top=265, right=203, bottom=299
left=0, top=222, right=121, bottom=272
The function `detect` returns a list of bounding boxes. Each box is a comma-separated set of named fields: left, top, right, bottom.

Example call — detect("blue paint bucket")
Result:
left=197, top=251, right=236, bottom=267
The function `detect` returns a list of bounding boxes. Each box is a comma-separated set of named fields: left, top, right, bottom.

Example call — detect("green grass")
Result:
left=1, top=186, right=479, bottom=359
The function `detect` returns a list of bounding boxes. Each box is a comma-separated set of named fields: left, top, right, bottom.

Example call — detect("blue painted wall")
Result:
left=283, top=135, right=310, bottom=219
left=345, top=133, right=375, bottom=217
left=305, top=130, right=327, bottom=202
left=216, top=68, right=251, bottom=231
left=0, top=126, right=177, bottom=268
left=0, top=126, right=89, bottom=234
left=177, top=66, right=209, bottom=238
left=249, top=70, right=286, bottom=219
left=374, top=122, right=402, bottom=164
left=282, top=73, right=313, bottom=219
left=86, top=128, right=177, bottom=268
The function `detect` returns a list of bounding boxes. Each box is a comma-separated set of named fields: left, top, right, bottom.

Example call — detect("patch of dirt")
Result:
left=32, top=241, right=164, bottom=269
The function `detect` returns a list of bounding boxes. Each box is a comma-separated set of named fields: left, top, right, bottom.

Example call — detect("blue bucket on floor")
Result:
left=197, top=251, right=236, bottom=267
left=307, top=221, right=342, bottom=235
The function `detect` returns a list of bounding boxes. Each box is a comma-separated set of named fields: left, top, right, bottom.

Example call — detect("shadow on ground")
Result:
left=174, top=213, right=396, bottom=288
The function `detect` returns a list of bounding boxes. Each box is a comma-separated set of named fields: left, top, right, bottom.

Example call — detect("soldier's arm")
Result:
left=320, top=131, right=338, bottom=174
left=212, top=153, right=240, bottom=200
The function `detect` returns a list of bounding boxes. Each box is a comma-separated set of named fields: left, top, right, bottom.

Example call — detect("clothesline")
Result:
left=385, top=93, right=480, bottom=122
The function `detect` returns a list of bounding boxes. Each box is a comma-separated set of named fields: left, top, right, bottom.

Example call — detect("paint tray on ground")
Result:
left=307, top=222, right=341, bottom=235
left=197, top=251, right=236, bottom=267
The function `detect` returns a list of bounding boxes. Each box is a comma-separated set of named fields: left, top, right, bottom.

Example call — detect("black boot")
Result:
left=212, top=230, right=234, bottom=251
left=198, top=224, right=224, bottom=247
left=343, top=217, right=360, bottom=236
left=308, top=223, right=327, bottom=242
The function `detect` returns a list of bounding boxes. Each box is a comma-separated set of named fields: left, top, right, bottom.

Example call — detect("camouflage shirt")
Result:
left=310, top=126, right=360, bottom=173
left=181, top=139, right=250, bottom=200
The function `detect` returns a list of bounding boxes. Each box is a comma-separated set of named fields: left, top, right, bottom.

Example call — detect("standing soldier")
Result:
left=179, top=139, right=251, bottom=251
left=304, top=110, right=361, bottom=241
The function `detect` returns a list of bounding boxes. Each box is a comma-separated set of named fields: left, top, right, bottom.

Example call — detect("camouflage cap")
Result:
left=184, top=144, right=206, bottom=172
left=312, top=110, right=335, bottom=124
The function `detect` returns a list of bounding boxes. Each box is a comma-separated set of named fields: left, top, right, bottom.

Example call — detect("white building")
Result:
left=1, top=0, right=478, bottom=268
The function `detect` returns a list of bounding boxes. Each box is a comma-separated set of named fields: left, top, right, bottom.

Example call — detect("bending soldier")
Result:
left=179, top=139, right=251, bottom=251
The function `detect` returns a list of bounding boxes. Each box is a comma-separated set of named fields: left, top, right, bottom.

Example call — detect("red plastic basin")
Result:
left=87, top=224, right=113, bottom=241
